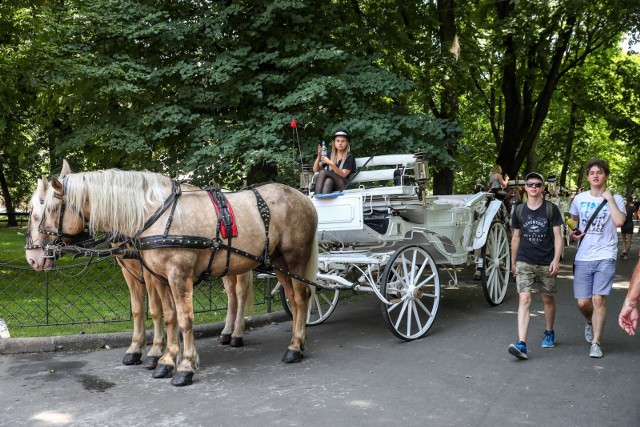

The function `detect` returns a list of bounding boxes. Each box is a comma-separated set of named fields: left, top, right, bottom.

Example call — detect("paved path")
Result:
left=1, top=245, right=640, bottom=426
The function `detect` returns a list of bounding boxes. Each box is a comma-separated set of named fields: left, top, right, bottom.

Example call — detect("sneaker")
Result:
left=508, top=341, right=528, bottom=360
left=623, top=254, right=628, bottom=260
left=621, top=251, right=627, bottom=258
left=541, top=330, right=555, bottom=348
left=584, top=322, right=594, bottom=343
left=590, top=343, right=603, bottom=358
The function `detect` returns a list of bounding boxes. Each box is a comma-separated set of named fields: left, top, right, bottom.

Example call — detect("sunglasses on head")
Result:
left=525, top=182, right=543, bottom=188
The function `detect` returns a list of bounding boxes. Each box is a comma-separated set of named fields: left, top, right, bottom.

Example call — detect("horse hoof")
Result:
left=171, top=371, right=194, bottom=387
left=152, top=364, right=173, bottom=379
left=219, top=334, right=231, bottom=345
left=122, top=353, right=142, bottom=366
left=230, top=337, right=244, bottom=348
left=282, top=349, right=303, bottom=363
left=143, top=356, right=160, bottom=370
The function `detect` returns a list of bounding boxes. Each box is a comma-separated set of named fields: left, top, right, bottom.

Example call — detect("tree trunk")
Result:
left=560, top=102, right=579, bottom=189
left=493, top=2, right=576, bottom=177
left=0, top=158, right=17, bottom=227
left=432, top=0, right=458, bottom=195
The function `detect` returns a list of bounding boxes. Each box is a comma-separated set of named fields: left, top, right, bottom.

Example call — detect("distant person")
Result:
left=507, top=172, right=564, bottom=360
left=313, top=129, right=356, bottom=194
left=474, top=179, right=484, bottom=193
left=487, top=164, right=509, bottom=200
left=569, top=159, right=626, bottom=358
left=620, top=196, right=636, bottom=259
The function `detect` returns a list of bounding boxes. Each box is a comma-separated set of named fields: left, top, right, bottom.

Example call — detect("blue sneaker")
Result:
left=541, top=330, right=555, bottom=348
left=508, top=341, right=528, bottom=360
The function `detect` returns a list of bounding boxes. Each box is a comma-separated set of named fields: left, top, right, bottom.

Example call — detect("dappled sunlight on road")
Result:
left=32, top=411, right=72, bottom=425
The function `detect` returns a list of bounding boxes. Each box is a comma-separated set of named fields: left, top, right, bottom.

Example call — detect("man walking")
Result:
left=570, top=159, right=626, bottom=358
left=508, top=172, right=564, bottom=360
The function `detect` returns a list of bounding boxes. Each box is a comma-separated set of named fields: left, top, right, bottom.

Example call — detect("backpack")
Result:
left=515, top=200, right=554, bottom=234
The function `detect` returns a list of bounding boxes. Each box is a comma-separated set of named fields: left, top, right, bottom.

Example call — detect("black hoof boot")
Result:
left=230, top=337, right=244, bottom=348
left=171, top=371, right=194, bottom=387
left=219, top=334, right=231, bottom=345
left=282, top=349, right=303, bottom=363
left=143, top=356, right=160, bottom=370
left=122, top=352, right=142, bottom=366
left=152, top=364, right=173, bottom=379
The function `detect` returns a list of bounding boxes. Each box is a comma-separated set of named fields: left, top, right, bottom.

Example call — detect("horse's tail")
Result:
left=306, top=234, right=318, bottom=283
left=244, top=270, right=254, bottom=315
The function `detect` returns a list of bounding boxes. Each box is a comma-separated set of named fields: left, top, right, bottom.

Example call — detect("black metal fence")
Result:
left=0, top=254, right=280, bottom=331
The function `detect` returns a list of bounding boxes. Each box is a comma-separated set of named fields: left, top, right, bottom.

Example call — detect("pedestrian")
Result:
left=618, top=258, right=640, bottom=336
left=569, top=159, right=626, bottom=358
left=508, top=172, right=564, bottom=360
left=620, top=196, right=636, bottom=259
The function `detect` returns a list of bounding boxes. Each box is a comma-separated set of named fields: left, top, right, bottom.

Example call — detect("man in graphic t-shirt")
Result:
left=508, top=172, right=564, bottom=360
left=570, top=159, right=626, bottom=358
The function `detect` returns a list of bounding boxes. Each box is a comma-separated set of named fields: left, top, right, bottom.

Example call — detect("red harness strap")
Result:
left=208, top=191, right=238, bottom=238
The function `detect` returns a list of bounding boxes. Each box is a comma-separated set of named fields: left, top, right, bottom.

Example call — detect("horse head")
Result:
left=25, top=160, right=87, bottom=270
left=25, top=177, right=53, bottom=270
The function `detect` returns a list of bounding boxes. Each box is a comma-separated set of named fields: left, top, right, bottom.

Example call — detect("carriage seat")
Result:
left=348, top=154, right=418, bottom=186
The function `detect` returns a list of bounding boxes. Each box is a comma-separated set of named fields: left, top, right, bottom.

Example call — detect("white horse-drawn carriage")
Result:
left=292, top=153, right=512, bottom=340
left=26, top=156, right=512, bottom=386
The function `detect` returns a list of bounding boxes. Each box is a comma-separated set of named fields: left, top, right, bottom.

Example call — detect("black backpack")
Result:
left=515, top=200, right=554, bottom=234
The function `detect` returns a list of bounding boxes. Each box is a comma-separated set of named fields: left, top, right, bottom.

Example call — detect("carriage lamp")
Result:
left=300, top=165, right=314, bottom=194
left=413, top=152, right=429, bottom=205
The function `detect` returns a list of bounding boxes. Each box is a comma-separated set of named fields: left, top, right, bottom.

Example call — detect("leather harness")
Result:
left=38, top=180, right=317, bottom=287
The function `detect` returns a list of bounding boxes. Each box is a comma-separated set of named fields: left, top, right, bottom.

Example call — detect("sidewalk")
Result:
left=1, top=243, right=639, bottom=426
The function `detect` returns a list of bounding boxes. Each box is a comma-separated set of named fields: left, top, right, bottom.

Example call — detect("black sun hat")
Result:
left=332, top=128, right=350, bottom=141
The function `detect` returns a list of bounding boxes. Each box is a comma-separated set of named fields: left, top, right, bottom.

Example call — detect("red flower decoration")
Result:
left=290, top=118, right=297, bottom=128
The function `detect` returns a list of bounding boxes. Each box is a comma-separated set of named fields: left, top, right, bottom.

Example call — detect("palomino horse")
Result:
left=25, top=177, right=168, bottom=367
left=30, top=164, right=317, bottom=386
left=25, top=173, right=257, bottom=370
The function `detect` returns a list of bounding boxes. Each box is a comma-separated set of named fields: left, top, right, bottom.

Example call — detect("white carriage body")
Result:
left=312, top=154, right=504, bottom=265
left=303, top=153, right=512, bottom=339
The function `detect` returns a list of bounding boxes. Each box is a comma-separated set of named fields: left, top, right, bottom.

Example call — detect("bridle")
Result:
left=36, top=181, right=87, bottom=248
left=24, top=197, right=45, bottom=250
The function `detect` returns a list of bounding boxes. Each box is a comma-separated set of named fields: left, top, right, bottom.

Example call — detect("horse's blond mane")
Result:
left=62, top=169, right=172, bottom=236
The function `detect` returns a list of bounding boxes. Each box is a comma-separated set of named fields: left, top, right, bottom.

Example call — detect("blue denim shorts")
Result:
left=573, top=259, right=616, bottom=299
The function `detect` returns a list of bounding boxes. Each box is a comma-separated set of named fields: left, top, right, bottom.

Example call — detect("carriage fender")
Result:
left=471, top=200, right=504, bottom=250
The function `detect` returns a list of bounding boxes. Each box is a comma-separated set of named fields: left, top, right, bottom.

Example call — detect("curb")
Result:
left=0, top=310, right=291, bottom=355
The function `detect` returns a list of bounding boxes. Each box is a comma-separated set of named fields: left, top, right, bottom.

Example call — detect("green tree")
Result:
left=36, top=0, right=448, bottom=189
left=467, top=0, right=640, bottom=177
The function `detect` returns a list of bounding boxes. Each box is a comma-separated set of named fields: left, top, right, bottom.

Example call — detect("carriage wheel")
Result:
left=481, top=221, right=511, bottom=306
left=380, top=245, right=440, bottom=341
left=278, top=284, right=339, bottom=326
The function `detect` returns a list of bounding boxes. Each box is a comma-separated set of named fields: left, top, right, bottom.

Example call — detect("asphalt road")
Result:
left=1, top=244, right=640, bottom=427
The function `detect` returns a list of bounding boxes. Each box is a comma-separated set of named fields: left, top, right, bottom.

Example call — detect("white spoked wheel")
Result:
left=380, top=245, right=440, bottom=341
left=278, top=284, right=339, bottom=326
left=481, top=221, right=511, bottom=306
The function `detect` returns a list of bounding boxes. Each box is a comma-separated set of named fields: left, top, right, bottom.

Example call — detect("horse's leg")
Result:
left=219, top=275, right=238, bottom=345
left=230, top=270, right=254, bottom=348
left=119, top=260, right=145, bottom=366
left=275, top=272, right=311, bottom=363
left=167, top=273, right=199, bottom=387
left=152, top=279, right=180, bottom=380
left=143, top=273, right=166, bottom=370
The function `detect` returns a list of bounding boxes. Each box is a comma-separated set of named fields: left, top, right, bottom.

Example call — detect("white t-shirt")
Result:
left=570, top=191, right=625, bottom=261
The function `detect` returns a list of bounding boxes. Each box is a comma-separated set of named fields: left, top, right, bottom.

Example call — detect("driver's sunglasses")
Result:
left=525, top=182, right=543, bottom=188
